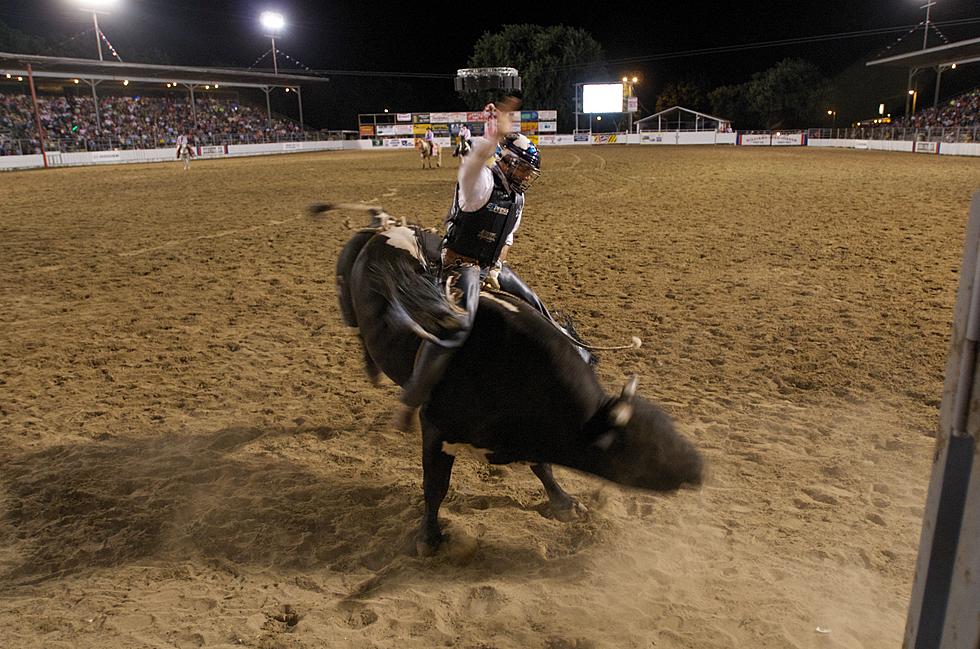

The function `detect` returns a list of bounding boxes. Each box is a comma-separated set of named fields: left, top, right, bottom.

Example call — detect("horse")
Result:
left=454, top=137, right=471, bottom=159
left=415, top=138, right=442, bottom=169
left=315, top=203, right=704, bottom=556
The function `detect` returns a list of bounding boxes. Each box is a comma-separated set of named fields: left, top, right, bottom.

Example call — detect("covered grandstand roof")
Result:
left=866, top=36, right=980, bottom=70
left=0, top=52, right=329, bottom=88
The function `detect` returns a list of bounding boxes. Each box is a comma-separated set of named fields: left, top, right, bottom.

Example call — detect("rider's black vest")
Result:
left=444, top=168, right=521, bottom=268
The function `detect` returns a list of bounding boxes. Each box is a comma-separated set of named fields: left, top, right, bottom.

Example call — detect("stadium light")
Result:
left=631, top=76, right=638, bottom=83
left=122, top=79, right=129, bottom=86
left=73, top=78, right=80, bottom=84
left=72, top=0, right=119, bottom=61
left=621, top=76, right=628, bottom=83
left=260, top=11, right=285, bottom=74
left=384, top=108, right=389, bottom=113
left=951, top=63, right=956, bottom=69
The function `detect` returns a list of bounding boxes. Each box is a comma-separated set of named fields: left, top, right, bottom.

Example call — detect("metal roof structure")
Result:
left=866, top=36, right=980, bottom=71
left=866, top=36, right=980, bottom=112
left=634, top=106, right=731, bottom=132
left=0, top=51, right=328, bottom=89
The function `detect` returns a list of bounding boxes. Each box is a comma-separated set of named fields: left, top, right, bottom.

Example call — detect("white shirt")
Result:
left=459, top=126, right=471, bottom=139
left=456, top=136, right=523, bottom=246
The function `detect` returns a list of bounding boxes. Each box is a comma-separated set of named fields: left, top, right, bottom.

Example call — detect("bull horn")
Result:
left=622, top=375, right=638, bottom=401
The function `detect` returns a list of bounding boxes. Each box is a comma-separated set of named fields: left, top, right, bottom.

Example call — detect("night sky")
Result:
left=2, top=0, right=979, bottom=128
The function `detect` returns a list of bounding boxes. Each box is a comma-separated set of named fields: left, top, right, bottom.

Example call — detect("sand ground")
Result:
left=1, top=146, right=977, bottom=648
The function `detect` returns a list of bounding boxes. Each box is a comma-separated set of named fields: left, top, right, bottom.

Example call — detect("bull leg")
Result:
left=359, top=335, right=382, bottom=386
left=530, top=463, right=588, bottom=521
left=418, top=415, right=455, bottom=556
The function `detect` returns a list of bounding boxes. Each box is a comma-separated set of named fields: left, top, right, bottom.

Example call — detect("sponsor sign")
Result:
left=413, top=113, right=431, bottom=123
left=538, top=121, right=557, bottom=132
left=46, top=153, right=63, bottom=166
left=430, top=112, right=453, bottom=123
left=412, top=123, right=432, bottom=135
left=574, top=133, right=590, bottom=142
left=447, top=112, right=467, bottom=123
left=738, top=133, right=771, bottom=146
left=396, top=112, right=412, bottom=122
left=383, top=138, right=417, bottom=148
left=283, top=142, right=303, bottom=151
left=627, top=97, right=638, bottom=113
left=359, top=125, right=375, bottom=136
left=521, top=111, right=538, bottom=121
left=394, top=124, right=414, bottom=135
left=93, top=151, right=121, bottom=162
left=537, top=134, right=556, bottom=145
left=467, top=111, right=487, bottom=122
left=913, top=140, right=940, bottom=154
left=771, top=132, right=804, bottom=146
left=641, top=133, right=664, bottom=143
left=521, top=121, right=538, bottom=133
left=432, top=123, right=450, bottom=136
left=592, top=134, right=619, bottom=144
left=199, top=145, right=227, bottom=157
left=537, top=110, right=557, bottom=120
left=376, top=124, right=396, bottom=136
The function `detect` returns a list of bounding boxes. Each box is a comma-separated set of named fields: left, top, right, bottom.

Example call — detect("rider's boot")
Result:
left=496, top=265, right=554, bottom=322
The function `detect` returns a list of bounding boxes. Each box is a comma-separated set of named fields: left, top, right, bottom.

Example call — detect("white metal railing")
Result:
left=808, top=126, right=979, bottom=144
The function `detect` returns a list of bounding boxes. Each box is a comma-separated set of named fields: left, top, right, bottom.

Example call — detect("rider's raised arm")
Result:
left=456, top=136, right=497, bottom=210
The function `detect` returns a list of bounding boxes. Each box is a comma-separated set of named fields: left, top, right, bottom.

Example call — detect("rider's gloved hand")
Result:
left=485, top=261, right=502, bottom=290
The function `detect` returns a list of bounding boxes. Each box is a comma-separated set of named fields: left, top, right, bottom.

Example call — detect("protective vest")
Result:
left=444, top=169, right=521, bottom=268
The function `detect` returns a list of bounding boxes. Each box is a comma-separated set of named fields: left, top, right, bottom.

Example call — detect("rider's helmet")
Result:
left=495, top=133, right=541, bottom=193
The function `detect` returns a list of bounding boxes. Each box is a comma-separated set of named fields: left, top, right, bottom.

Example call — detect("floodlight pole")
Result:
left=270, top=35, right=278, bottom=75
left=921, top=1, right=936, bottom=50
left=262, top=86, right=273, bottom=134
left=87, top=79, right=102, bottom=136
left=91, top=12, right=104, bottom=61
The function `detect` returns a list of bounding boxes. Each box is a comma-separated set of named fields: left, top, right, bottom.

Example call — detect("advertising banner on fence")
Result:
left=198, top=145, right=228, bottom=157
left=92, top=151, right=121, bottom=162
left=538, top=121, right=557, bottom=132
left=521, top=121, right=538, bottom=133
left=574, top=133, right=590, bottom=142
left=772, top=132, right=805, bottom=146
left=359, top=125, right=375, bottom=136
left=537, top=110, right=557, bottom=120
left=913, top=141, right=940, bottom=154
left=412, top=124, right=431, bottom=135
left=396, top=113, right=412, bottom=122
left=377, top=125, right=396, bottom=136
left=537, top=134, right=556, bottom=145
left=282, top=142, right=302, bottom=151
left=738, top=133, right=771, bottom=146
left=413, top=113, right=431, bottom=123
left=432, top=124, right=450, bottom=136
left=394, top=124, right=413, bottom=135
left=383, top=138, right=417, bottom=148
left=430, top=112, right=453, bottom=123
left=641, top=133, right=665, bottom=143
left=592, top=134, right=619, bottom=144
left=466, top=111, right=487, bottom=122
left=521, top=111, right=538, bottom=121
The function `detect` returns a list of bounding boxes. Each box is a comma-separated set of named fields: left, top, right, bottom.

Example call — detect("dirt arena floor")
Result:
left=1, top=145, right=977, bottom=649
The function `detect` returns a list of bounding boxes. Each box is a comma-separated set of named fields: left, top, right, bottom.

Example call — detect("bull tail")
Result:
left=308, top=202, right=405, bottom=230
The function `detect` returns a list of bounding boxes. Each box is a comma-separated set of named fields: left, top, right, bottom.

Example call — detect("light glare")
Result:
left=260, top=11, right=285, bottom=31
left=74, top=0, right=119, bottom=9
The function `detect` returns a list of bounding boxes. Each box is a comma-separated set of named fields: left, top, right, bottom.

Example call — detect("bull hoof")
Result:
left=548, top=498, right=589, bottom=522
left=416, top=532, right=442, bottom=557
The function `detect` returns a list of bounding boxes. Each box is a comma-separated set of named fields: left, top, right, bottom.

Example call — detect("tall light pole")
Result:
left=260, top=11, right=285, bottom=75
left=921, top=1, right=936, bottom=49
left=73, top=0, right=118, bottom=61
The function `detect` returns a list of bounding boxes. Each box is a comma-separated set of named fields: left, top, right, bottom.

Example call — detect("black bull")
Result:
left=336, top=223, right=704, bottom=555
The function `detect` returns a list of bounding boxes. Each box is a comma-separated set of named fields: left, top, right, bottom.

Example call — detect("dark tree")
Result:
left=466, top=24, right=606, bottom=132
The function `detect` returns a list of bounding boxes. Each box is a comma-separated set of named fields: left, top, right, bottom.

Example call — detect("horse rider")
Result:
left=176, top=134, right=195, bottom=171
left=454, top=123, right=472, bottom=157
left=424, top=126, right=436, bottom=152
left=395, top=98, right=547, bottom=430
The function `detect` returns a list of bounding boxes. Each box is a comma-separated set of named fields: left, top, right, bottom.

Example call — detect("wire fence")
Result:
left=808, top=126, right=980, bottom=144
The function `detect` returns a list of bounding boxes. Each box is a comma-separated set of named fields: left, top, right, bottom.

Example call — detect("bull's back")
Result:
left=336, top=229, right=377, bottom=327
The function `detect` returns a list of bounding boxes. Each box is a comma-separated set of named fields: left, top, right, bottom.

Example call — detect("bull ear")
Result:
left=593, top=430, right=618, bottom=451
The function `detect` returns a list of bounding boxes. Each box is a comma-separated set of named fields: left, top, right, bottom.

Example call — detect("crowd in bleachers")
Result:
left=896, top=87, right=980, bottom=129
left=0, top=92, right=306, bottom=155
